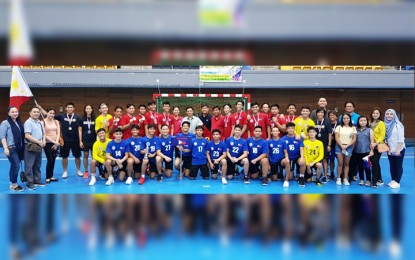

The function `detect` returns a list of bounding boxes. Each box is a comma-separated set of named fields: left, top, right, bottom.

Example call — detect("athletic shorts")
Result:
left=190, top=164, right=210, bottom=178
left=82, top=141, right=94, bottom=152
left=60, top=141, right=81, bottom=158
left=182, top=156, right=192, bottom=170
left=133, top=161, right=143, bottom=173
left=289, top=157, right=300, bottom=172
left=322, top=141, right=329, bottom=159
left=148, top=161, right=157, bottom=173
left=210, top=164, right=220, bottom=175
left=249, top=161, right=261, bottom=175
left=270, top=159, right=284, bottom=175
left=161, top=158, right=174, bottom=170
left=110, top=160, right=128, bottom=173
left=226, top=158, right=245, bottom=176
left=94, top=162, right=107, bottom=174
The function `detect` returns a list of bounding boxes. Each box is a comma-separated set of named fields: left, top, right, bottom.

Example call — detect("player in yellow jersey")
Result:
left=303, top=126, right=324, bottom=186
left=95, top=103, right=113, bottom=139
left=294, top=106, right=315, bottom=139
left=89, top=128, right=111, bottom=186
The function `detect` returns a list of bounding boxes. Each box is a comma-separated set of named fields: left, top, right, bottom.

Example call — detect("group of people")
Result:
left=0, top=97, right=406, bottom=191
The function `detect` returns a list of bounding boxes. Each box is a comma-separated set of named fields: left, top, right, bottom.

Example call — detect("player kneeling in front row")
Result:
left=226, top=125, right=250, bottom=183
left=189, top=125, right=210, bottom=180
left=89, top=128, right=111, bottom=186
left=126, top=125, right=143, bottom=183
left=303, top=126, right=324, bottom=186
left=246, top=126, right=270, bottom=186
left=207, top=129, right=228, bottom=184
left=267, top=127, right=290, bottom=187
left=156, top=124, right=176, bottom=182
left=105, top=128, right=131, bottom=186
left=281, top=123, right=306, bottom=187
left=138, top=124, right=158, bottom=185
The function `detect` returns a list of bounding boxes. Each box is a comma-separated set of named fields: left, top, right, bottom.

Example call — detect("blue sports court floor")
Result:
left=1, top=147, right=413, bottom=194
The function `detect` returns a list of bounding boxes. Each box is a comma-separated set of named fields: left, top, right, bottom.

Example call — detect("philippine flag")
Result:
left=9, top=66, right=33, bottom=110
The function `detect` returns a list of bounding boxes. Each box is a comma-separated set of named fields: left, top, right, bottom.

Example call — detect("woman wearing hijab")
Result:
left=384, top=109, right=405, bottom=189
left=0, top=106, right=25, bottom=191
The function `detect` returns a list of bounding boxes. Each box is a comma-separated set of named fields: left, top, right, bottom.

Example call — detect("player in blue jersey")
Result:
left=281, top=122, right=306, bottom=187
left=189, top=125, right=209, bottom=180
left=126, top=125, right=143, bottom=182
left=207, top=129, right=228, bottom=184
left=156, top=124, right=176, bottom=182
left=246, top=126, right=270, bottom=186
left=174, top=121, right=195, bottom=178
left=226, top=125, right=249, bottom=183
left=267, top=127, right=290, bottom=185
left=105, top=128, right=130, bottom=186
left=138, top=124, right=158, bottom=185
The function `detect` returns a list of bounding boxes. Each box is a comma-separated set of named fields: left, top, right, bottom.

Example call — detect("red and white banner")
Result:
left=9, top=66, right=33, bottom=110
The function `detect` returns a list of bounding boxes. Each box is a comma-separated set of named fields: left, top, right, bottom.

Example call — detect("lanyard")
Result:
left=67, top=113, right=74, bottom=126
left=252, top=113, right=260, bottom=126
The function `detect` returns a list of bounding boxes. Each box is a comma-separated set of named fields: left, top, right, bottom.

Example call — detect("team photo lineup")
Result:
left=1, top=95, right=406, bottom=192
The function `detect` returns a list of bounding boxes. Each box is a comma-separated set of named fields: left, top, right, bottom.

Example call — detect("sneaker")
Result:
left=352, top=176, right=358, bottom=181
left=298, top=177, right=305, bottom=187
left=105, top=176, right=114, bottom=186
left=26, top=184, right=36, bottom=190
left=262, top=178, right=269, bottom=186
left=343, top=178, right=350, bottom=186
left=34, top=182, right=46, bottom=187
left=83, top=171, right=89, bottom=179
left=390, top=181, right=400, bottom=189
left=89, top=176, right=96, bottom=186
left=125, top=176, right=133, bottom=185
left=388, top=180, right=397, bottom=187
left=157, top=175, right=163, bottom=182
left=321, top=176, right=328, bottom=183
left=243, top=176, right=250, bottom=184
left=389, top=240, right=402, bottom=258
left=283, top=181, right=289, bottom=188
left=371, top=182, right=378, bottom=189
left=329, top=175, right=336, bottom=180
left=315, top=180, right=323, bottom=186
left=359, top=180, right=364, bottom=186
left=365, top=180, right=371, bottom=187
left=77, top=171, right=83, bottom=177
left=62, top=171, right=68, bottom=179
left=10, top=184, right=24, bottom=192
left=377, top=180, right=384, bottom=186
left=138, top=176, right=145, bottom=185
left=336, top=178, right=342, bottom=186
left=221, top=177, right=228, bottom=185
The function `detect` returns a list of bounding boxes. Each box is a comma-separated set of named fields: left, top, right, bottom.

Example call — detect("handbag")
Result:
left=26, top=142, right=42, bottom=153
left=377, top=143, right=389, bottom=153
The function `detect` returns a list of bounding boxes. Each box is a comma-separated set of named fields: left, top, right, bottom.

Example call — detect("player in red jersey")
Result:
left=108, top=106, right=123, bottom=139
left=158, top=101, right=174, bottom=135
left=247, top=102, right=270, bottom=140
left=231, top=100, right=248, bottom=139
left=145, top=100, right=160, bottom=136
left=120, top=104, right=139, bottom=140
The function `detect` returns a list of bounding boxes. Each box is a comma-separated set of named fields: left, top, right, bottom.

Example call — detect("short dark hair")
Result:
left=301, top=106, right=310, bottom=111
left=251, top=102, right=259, bottom=108
left=287, top=104, right=296, bottom=109
left=195, top=125, right=203, bottom=131
left=147, top=100, right=156, bottom=106
left=212, top=106, right=220, bottom=111
left=147, top=124, right=156, bottom=130
left=254, top=126, right=263, bottom=131
left=344, top=101, right=355, bottom=108
left=163, top=101, right=170, bottom=106
left=114, top=128, right=123, bottom=133
left=114, top=105, right=123, bottom=111
left=236, top=100, right=245, bottom=106
left=96, top=128, right=106, bottom=134
left=126, top=104, right=135, bottom=109
left=185, top=106, right=194, bottom=111
left=201, top=104, right=208, bottom=108
left=223, top=103, right=232, bottom=109
left=161, top=124, right=169, bottom=129
left=307, top=126, right=317, bottom=133
left=212, top=129, right=221, bottom=135
left=234, top=125, right=243, bottom=131
left=181, top=121, right=190, bottom=127
left=138, top=104, right=147, bottom=109
left=356, top=116, right=370, bottom=129
left=131, top=124, right=139, bottom=130
left=271, top=104, right=280, bottom=109
left=286, top=122, right=295, bottom=128
left=65, top=102, right=75, bottom=108
left=316, top=108, right=325, bottom=114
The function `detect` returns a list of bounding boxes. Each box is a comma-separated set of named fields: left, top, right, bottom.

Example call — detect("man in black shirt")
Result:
left=199, top=104, right=212, bottom=138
